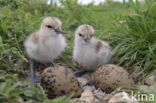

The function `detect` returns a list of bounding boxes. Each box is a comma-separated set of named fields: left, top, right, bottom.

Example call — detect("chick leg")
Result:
left=86, top=76, right=95, bottom=86
left=74, top=70, right=88, bottom=77
left=51, top=61, right=55, bottom=66
left=27, top=58, right=40, bottom=84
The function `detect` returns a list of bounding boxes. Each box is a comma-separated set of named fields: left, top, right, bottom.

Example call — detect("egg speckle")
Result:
left=41, top=65, right=82, bottom=98
left=92, top=64, right=134, bottom=93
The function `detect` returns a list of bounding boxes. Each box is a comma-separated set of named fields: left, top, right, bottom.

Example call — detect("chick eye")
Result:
left=46, top=25, right=53, bottom=29
left=79, top=33, right=82, bottom=37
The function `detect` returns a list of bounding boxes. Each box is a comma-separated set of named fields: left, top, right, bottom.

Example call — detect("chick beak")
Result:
left=84, top=37, right=90, bottom=43
left=55, top=29, right=67, bottom=34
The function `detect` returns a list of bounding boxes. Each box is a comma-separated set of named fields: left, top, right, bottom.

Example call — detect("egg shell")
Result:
left=92, top=64, right=134, bottom=93
left=41, top=65, right=82, bottom=98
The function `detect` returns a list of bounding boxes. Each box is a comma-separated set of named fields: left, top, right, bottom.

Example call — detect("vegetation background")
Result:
left=0, top=0, right=155, bottom=103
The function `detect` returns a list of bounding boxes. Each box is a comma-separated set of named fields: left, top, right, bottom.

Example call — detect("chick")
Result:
left=24, top=17, right=67, bottom=83
left=73, top=24, right=113, bottom=77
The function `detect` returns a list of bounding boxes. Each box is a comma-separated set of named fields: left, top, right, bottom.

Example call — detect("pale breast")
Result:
left=74, top=45, right=99, bottom=70
left=37, top=35, right=66, bottom=62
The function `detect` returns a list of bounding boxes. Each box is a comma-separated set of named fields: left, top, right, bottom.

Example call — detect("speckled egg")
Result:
left=41, top=66, right=82, bottom=98
left=92, top=64, right=134, bottom=93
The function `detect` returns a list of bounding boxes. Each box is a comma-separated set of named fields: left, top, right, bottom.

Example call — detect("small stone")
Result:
left=79, top=86, right=95, bottom=103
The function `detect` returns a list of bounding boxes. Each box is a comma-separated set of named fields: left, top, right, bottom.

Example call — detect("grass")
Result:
left=111, top=0, right=156, bottom=81
left=0, top=70, right=47, bottom=103
left=0, top=0, right=155, bottom=102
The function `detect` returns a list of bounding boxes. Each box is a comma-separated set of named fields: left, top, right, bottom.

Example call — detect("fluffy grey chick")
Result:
left=24, top=17, right=67, bottom=83
left=73, top=24, right=112, bottom=77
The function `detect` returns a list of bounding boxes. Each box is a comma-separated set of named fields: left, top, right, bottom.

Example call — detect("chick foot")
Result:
left=27, top=73, right=40, bottom=84
left=74, top=70, right=88, bottom=77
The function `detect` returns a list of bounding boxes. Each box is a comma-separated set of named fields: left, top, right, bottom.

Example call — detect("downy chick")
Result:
left=73, top=24, right=112, bottom=77
left=24, top=17, right=67, bottom=83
